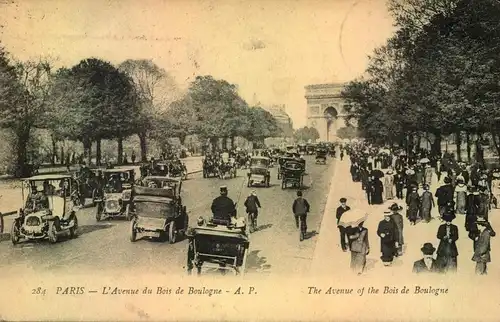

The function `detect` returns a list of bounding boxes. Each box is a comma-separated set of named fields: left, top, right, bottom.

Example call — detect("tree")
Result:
left=243, top=107, right=281, bottom=144
left=294, top=126, right=320, bottom=143
left=336, top=126, right=358, bottom=140
left=118, top=59, right=179, bottom=162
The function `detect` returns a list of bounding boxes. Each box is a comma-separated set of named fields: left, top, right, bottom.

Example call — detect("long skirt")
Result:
left=436, top=255, right=457, bottom=273
left=385, top=183, right=394, bottom=200
left=408, top=206, right=419, bottom=222
left=350, top=251, right=366, bottom=274
left=421, top=207, right=432, bottom=222
left=456, top=191, right=467, bottom=214
left=380, top=241, right=395, bottom=262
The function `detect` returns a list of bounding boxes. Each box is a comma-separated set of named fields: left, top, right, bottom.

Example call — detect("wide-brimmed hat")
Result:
left=444, top=177, right=452, bottom=184
left=442, top=213, right=456, bottom=222
left=383, top=210, right=391, bottom=216
left=389, top=203, right=403, bottom=211
left=386, top=170, right=393, bottom=175
left=339, top=197, right=347, bottom=203
left=421, top=243, right=436, bottom=255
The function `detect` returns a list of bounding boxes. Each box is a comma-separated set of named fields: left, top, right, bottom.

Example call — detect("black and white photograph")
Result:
left=1, top=0, right=500, bottom=320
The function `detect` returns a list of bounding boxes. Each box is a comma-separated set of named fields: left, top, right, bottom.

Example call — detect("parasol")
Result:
left=338, top=209, right=368, bottom=228
left=420, top=157, right=430, bottom=163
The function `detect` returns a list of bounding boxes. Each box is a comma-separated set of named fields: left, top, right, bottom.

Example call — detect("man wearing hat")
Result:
left=336, top=198, right=351, bottom=251
left=389, top=203, right=404, bottom=256
left=471, top=217, right=496, bottom=275
left=244, top=190, right=261, bottom=232
left=211, top=186, right=236, bottom=222
left=377, top=211, right=397, bottom=266
left=420, top=184, right=435, bottom=223
left=435, top=177, right=454, bottom=220
left=436, top=209, right=459, bottom=273
left=478, top=185, right=490, bottom=221
left=292, top=190, right=310, bottom=241
left=406, top=185, right=420, bottom=225
left=413, top=243, right=438, bottom=273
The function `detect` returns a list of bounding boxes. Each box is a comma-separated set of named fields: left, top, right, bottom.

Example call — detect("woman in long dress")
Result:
left=377, top=212, right=397, bottom=266
left=454, top=177, right=467, bottom=215
left=371, top=177, right=384, bottom=204
left=347, top=223, right=370, bottom=275
left=420, top=184, right=435, bottom=223
left=406, top=185, right=420, bottom=225
left=384, top=170, right=395, bottom=200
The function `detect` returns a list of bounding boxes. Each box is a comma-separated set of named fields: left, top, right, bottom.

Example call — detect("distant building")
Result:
left=304, top=83, right=349, bottom=142
left=259, top=104, right=294, bottom=137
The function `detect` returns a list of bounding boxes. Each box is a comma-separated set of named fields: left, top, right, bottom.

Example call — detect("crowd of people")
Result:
left=336, top=142, right=499, bottom=275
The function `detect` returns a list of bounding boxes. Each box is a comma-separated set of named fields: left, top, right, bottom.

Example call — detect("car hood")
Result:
left=105, top=193, right=122, bottom=200
left=24, top=209, right=50, bottom=218
left=250, top=167, right=268, bottom=175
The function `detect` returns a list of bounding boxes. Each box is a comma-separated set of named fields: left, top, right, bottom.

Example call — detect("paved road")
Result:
left=0, top=155, right=335, bottom=276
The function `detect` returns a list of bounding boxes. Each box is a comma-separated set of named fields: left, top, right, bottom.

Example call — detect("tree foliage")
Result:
left=294, top=126, right=320, bottom=143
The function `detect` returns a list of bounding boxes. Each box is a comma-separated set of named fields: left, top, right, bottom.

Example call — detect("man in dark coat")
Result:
left=471, top=218, right=496, bottom=275
left=336, top=197, right=351, bottom=251
left=394, top=170, right=405, bottom=200
left=365, top=177, right=373, bottom=205
left=389, top=203, right=404, bottom=256
left=371, top=176, right=384, bottom=204
left=292, top=190, right=310, bottom=241
left=377, top=212, right=397, bottom=266
left=244, top=190, right=261, bottom=230
left=406, top=185, right=420, bottom=225
left=413, top=243, right=439, bottom=274
left=211, top=186, right=236, bottom=222
left=436, top=211, right=459, bottom=273
left=435, top=177, right=454, bottom=220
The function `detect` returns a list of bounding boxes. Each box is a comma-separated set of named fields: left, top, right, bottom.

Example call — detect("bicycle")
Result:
left=248, top=212, right=258, bottom=233
left=297, top=214, right=307, bottom=241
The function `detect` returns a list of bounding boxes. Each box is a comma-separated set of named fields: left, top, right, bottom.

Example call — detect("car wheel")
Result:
left=69, top=215, right=78, bottom=238
left=48, top=222, right=58, bottom=243
left=130, top=220, right=137, bottom=242
left=169, top=221, right=176, bottom=244
left=11, top=222, right=20, bottom=245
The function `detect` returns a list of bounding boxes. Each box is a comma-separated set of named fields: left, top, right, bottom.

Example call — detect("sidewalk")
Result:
left=311, top=156, right=500, bottom=279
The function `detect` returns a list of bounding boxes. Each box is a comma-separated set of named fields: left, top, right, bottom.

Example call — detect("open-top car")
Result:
left=186, top=216, right=249, bottom=275
left=95, top=168, right=135, bottom=221
left=11, top=174, right=78, bottom=245
left=130, top=177, right=188, bottom=243
left=281, top=160, right=305, bottom=189
left=315, top=148, right=327, bottom=164
left=306, top=144, right=316, bottom=155
left=247, top=156, right=271, bottom=187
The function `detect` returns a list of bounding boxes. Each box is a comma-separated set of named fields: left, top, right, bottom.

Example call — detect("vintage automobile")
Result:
left=95, top=168, right=135, bottom=221
left=219, top=159, right=237, bottom=179
left=11, top=174, right=78, bottom=245
left=167, top=160, right=188, bottom=180
left=247, top=156, right=271, bottom=187
left=130, top=177, right=188, bottom=243
left=315, top=148, right=328, bottom=164
left=306, top=144, right=316, bottom=155
left=202, top=158, right=219, bottom=178
left=281, top=160, right=305, bottom=189
left=297, top=144, right=307, bottom=155
left=186, top=216, right=249, bottom=275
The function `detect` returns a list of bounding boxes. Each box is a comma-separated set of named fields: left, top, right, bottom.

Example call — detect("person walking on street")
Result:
left=420, top=184, right=435, bottom=223
left=292, top=190, right=310, bottom=241
left=347, top=222, right=369, bottom=275
left=413, top=243, right=439, bottom=274
left=436, top=209, right=459, bottom=273
left=389, top=203, right=404, bottom=256
left=406, top=185, right=420, bottom=225
left=435, top=177, right=454, bottom=220
left=377, top=211, right=397, bottom=266
left=471, top=218, right=496, bottom=275
left=336, top=197, right=351, bottom=251
left=244, top=190, right=261, bottom=233
left=340, top=150, right=344, bottom=161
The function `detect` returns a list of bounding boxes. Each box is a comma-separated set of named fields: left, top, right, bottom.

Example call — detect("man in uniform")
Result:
left=211, top=186, right=236, bottom=222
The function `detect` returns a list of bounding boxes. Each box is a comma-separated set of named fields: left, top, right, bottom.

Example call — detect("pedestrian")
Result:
left=384, top=169, right=395, bottom=200
left=389, top=203, right=404, bottom=256
left=340, top=150, right=344, bottom=161
left=131, top=151, right=136, bottom=164
left=420, top=184, right=434, bottom=223
left=370, top=176, right=384, bottom=205
left=406, top=185, right=420, bottom=225
left=377, top=211, right=397, bottom=266
left=435, top=177, right=454, bottom=220
left=336, top=197, right=351, bottom=251
left=394, top=170, right=405, bottom=200
left=471, top=218, right=496, bottom=275
left=424, top=163, right=433, bottom=186
left=465, top=185, right=481, bottom=232
left=435, top=159, right=442, bottom=183
left=478, top=185, right=490, bottom=221
left=365, top=176, right=373, bottom=205
left=413, top=243, right=439, bottom=274
left=292, top=190, right=310, bottom=241
left=436, top=209, right=459, bottom=273
left=347, top=222, right=369, bottom=275
left=244, top=190, right=261, bottom=232
left=454, top=177, right=467, bottom=215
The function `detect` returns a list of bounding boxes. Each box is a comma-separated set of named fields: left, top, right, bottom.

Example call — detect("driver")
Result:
left=211, top=186, right=236, bottom=222
left=33, top=186, right=49, bottom=210
left=108, top=174, right=122, bottom=192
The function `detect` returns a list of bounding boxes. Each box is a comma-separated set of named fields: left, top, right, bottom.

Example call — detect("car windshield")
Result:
left=285, top=162, right=303, bottom=170
left=251, top=159, right=268, bottom=167
left=135, top=201, right=173, bottom=218
left=24, top=178, right=70, bottom=214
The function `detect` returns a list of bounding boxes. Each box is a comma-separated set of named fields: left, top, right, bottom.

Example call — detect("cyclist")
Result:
left=292, top=190, right=310, bottom=241
left=244, top=190, right=261, bottom=232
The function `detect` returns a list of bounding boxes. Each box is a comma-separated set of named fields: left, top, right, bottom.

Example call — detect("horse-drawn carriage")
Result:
left=186, top=217, right=249, bottom=275
left=218, top=159, right=237, bottom=179
left=202, top=158, right=219, bottom=178
left=130, top=177, right=188, bottom=243
left=281, top=160, right=305, bottom=189
left=247, top=156, right=271, bottom=187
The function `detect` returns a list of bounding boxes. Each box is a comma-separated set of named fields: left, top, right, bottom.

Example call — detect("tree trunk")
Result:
left=60, top=146, right=65, bottom=166
left=179, top=135, right=186, bottom=146
left=82, top=139, right=92, bottom=165
left=416, top=135, right=422, bottom=152
left=466, top=132, right=472, bottom=162
left=117, top=137, right=123, bottom=165
left=456, top=131, right=462, bottom=161
left=138, top=132, right=148, bottom=162
left=431, top=133, right=442, bottom=158
left=14, top=127, right=31, bottom=177
left=491, top=132, right=500, bottom=162
left=51, top=135, right=57, bottom=165
left=96, top=139, right=102, bottom=166
left=230, top=137, right=236, bottom=149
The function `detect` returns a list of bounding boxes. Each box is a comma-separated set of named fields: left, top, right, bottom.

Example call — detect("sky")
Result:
left=0, top=0, right=395, bottom=128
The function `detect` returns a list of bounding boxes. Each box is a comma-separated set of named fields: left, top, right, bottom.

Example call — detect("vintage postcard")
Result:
left=1, top=0, right=500, bottom=321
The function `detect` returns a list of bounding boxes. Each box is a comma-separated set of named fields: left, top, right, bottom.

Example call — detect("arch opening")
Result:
left=324, top=107, right=338, bottom=142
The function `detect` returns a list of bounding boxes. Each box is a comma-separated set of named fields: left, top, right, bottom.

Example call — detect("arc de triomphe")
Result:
left=304, top=83, right=347, bottom=142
